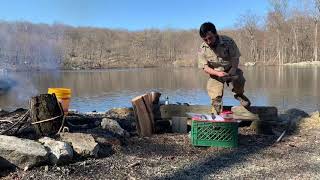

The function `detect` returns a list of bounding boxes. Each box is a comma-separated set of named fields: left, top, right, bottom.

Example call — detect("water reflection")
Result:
left=0, top=67, right=319, bottom=113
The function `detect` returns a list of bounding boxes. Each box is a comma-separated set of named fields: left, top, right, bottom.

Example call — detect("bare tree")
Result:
left=236, top=11, right=261, bottom=62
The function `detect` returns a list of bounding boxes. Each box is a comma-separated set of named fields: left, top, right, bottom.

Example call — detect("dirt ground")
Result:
left=1, top=110, right=320, bottom=180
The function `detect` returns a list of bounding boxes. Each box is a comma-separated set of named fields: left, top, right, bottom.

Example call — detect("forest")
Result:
left=0, top=0, right=319, bottom=70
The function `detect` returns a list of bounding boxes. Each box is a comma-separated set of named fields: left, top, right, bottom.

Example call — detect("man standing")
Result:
left=198, top=22, right=251, bottom=115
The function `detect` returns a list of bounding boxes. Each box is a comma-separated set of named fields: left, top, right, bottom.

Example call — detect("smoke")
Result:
left=0, top=21, right=64, bottom=71
left=0, top=21, right=65, bottom=109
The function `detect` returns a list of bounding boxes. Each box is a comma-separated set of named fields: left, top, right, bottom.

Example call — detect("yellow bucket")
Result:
left=48, top=88, right=72, bottom=115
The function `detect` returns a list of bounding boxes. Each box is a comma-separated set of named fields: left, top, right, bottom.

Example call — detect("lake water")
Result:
left=0, top=66, right=319, bottom=113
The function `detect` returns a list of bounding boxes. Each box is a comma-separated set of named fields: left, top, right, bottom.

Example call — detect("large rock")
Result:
left=105, top=108, right=134, bottom=120
left=278, top=108, right=310, bottom=132
left=38, top=137, right=73, bottom=165
left=0, top=135, right=48, bottom=170
left=94, top=136, right=117, bottom=157
left=101, top=118, right=128, bottom=137
left=59, top=133, right=99, bottom=157
left=105, top=108, right=136, bottom=132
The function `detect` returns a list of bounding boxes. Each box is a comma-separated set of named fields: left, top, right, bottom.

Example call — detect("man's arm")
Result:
left=204, top=65, right=228, bottom=77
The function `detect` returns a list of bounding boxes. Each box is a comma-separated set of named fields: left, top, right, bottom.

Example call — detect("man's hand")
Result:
left=228, top=67, right=237, bottom=76
left=203, top=65, right=228, bottom=77
left=216, top=71, right=228, bottom=77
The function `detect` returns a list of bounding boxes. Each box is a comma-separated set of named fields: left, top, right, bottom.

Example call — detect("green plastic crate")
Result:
left=191, top=120, right=238, bottom=148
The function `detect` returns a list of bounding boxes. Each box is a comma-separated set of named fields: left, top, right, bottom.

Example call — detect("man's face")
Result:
left=202, top=31, right=217, bottom=47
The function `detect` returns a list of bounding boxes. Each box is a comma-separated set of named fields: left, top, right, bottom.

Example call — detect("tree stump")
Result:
left=30, top=94, right=64, bottom=136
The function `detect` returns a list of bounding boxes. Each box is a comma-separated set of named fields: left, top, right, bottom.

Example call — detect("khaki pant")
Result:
left=207, top=68, right=246, bottom=114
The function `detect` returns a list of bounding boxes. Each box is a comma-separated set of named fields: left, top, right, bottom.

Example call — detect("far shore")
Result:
left=283, top=61, right=320, bottom=66
left=1, top=61, right=320, bottom=72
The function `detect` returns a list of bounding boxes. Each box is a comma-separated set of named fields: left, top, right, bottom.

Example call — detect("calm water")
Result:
left=0, top=66, right=319, bottom=113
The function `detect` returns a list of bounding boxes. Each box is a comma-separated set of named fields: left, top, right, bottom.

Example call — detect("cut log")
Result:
left=29, top=94, right=64, bottom=136
left=131, top=94, right=154, bottom=137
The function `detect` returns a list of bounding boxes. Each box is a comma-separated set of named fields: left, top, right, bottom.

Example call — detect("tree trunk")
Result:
left=263, top=39, right=266, bottom=64
left=29, top=94, right=64, bottom=137
left=277, top=30, right=281, bottom=64
left=293, top=26, right=299, bottom=63
left=314, top=21, right=318, bottom=62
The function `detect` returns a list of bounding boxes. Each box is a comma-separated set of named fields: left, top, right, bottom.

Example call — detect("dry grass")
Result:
left=297, top=111, right=320, bottom=131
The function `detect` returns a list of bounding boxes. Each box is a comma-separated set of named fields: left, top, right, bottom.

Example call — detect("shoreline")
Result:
left=1, top=62, right=320, bottom=72
left=284, top=61, right=320, bottom=66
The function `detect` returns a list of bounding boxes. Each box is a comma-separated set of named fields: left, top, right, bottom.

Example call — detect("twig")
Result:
left=0, top=120, right=13, bottom=124
left=276, top=130, right=286, bottom=143
left=0, top=110, right=30, bottom=135
left=57, top=100, right=66, bottom=134
left=57, top=115, right=66, bottom=134
left=31, top=115, right=63, bottom=125
left=12, top=117, right=31, bottom=135
left=276, top=117, right=295, bottom=143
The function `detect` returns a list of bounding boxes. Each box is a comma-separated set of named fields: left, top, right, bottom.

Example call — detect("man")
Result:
left=198, top=22, right=251, bottom=115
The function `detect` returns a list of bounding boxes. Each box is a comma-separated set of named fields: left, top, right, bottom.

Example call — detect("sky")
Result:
left=0, top=0, right=272, bottom=30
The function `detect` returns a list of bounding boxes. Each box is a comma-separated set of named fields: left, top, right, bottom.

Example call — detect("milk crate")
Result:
left=191, top=120, right=238, bottom=148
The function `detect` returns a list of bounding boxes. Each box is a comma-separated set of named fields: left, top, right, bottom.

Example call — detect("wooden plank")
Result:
left=233, top=106, right=278, bottom=117
left=131, top=95, right=153, bottom=137
left=131, top=101, right=141, bottom=135
left=142, top=93, right=155, bottom=133
left=160, top=104, right=278, bottom=121
left=150, top=91, right=161, bottom=104
left=160, top=105, right=211, bottom=119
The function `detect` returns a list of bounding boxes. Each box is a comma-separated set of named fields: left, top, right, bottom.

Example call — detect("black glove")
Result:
left=228, top=67, right=237, bottom=76
left=220, top=75, right=239, bottom=87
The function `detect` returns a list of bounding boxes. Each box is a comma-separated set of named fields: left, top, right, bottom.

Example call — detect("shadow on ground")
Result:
left=153, top=133, right=276, bottom=179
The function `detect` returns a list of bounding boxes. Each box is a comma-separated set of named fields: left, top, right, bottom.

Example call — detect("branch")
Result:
left=0, top=110, right=30, bottom=135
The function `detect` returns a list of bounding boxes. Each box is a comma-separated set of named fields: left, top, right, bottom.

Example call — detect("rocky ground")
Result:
left=0, top=108, right=320, bottom=180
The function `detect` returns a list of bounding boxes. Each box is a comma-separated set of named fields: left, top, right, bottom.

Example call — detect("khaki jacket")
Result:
left=198, top=35, right=241, bottom=72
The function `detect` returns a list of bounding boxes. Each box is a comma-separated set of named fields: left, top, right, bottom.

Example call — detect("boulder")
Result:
left=284, top=108, right=309, bottom=119
left=0, top=135, right=48, bottom=170
left=59, top=133, right=99, bottom=157
left=95, top=136, right=121, bottom=147
left=94, top=136, right=117, bottom=157
left=38, top=137, right=73, bottom=165
left=101, top=118, right=128, bottom=137
left=105, top=108, right=134, bottom=120
left=105, top=108, right=136, bottom=132
left=278, top=108, right=310, bottom=132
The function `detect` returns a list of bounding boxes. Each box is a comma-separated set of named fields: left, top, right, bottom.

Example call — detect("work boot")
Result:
left=212, top=97, right=222, bottom=115
left=234, top=94, right=251, bottom=107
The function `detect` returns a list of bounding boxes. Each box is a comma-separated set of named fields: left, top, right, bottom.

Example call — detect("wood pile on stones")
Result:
left=0, top=94, right=135, bottom=171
